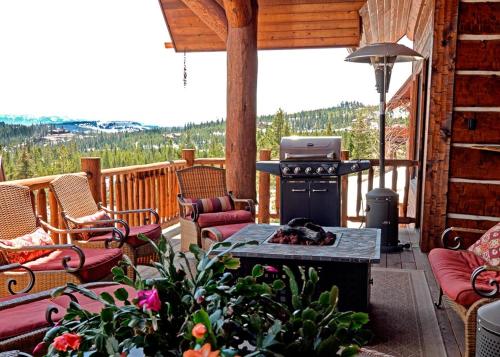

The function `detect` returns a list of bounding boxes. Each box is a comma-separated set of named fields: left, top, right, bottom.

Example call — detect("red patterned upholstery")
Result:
left=468, top=223, right=500, bottom=266
left=72, top=210, right=114, bottom=240
left=24, top=248, right=123, bottom=282
left=429, top=248, right=500, bottom=307
left=197, top=210, right=254, bottom=228
left=0, top=228, right=54, bottom=264
left=87, top=224, right=162, bottom=247
left=0, top=284, right=135, bottom=342
left=183, top=195, right=234, bottom=215
left=202, top=223, right=254, bottom=242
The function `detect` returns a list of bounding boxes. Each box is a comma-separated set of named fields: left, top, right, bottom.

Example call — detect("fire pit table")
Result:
left=214, top=224, right=381, bottom=312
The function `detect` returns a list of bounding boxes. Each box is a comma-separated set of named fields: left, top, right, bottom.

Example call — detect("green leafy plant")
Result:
left=39, top=234, right=371, bottom=356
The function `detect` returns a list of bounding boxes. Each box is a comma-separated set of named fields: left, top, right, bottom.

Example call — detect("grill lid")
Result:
left=280, top=136, right=341, bottom=161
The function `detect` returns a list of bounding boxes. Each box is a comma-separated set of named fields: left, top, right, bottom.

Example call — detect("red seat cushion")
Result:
left=202, top=223, right=254, bottom=242
left=87, top=224, right=162, bottom=247
left=0, top=284, right=135, bottom=342
left=429, top=248, right=500, bottom=307
left=197, top=210, right=253, bottom=228
left=24, top=248, right=123, bottom=283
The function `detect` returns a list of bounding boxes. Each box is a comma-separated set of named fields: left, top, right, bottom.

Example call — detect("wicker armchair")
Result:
left=176, top=166, right=255, bottom=251
left=0, top=261, right=133, bottom=353
left=50, top=174, right=162, bottom=276
left=0, top=184, right=123, bottom=298
left=429, top=227, right=500, bottom=357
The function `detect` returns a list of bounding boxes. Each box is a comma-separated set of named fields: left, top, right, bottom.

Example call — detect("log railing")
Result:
left=0, top=149, right=419, bottom=241
left=347, top=159, right=419, bottom=225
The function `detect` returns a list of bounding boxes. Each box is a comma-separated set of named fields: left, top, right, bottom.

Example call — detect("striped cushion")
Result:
left=183, top=195, right=234, bottom=215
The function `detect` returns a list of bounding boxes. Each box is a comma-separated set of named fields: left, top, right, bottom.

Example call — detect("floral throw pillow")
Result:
left=0, top=227, right=54, bottom=264
left=183, top=195, right=234, bottom=217
left=73, top=210, right=114, bottom=240
left=468, top=223, right=500, bottom=266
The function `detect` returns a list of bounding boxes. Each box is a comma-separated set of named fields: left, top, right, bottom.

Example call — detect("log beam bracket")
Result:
left=179, top=0, right=228, bottom=41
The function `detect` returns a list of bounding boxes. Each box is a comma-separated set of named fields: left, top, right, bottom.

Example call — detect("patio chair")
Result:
left=176, top=166, right=255, bottom=251
left=0, top=184, right=123, bottom=297
left=50, top=174, right=162, bottom=276
left=429, top=224, right=500, bottom=357
left=0, top=263, right=135, bottom=353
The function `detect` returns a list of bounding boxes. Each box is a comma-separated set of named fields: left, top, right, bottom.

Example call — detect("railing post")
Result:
left=81, top=157, right=102, bottom=203
left=258, top=149, right=271, bottom=223
left=0, top=156, right=5, bottom=182
left=182, top=149, right=196, bottom=167
left=341, top=150, right=349, bottom=227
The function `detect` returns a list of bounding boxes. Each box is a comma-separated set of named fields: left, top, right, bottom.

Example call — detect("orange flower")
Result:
left=192, top=323, right=207, bottom=339
left=183, top=343, right=220, bottom=357
left=53, top=332, right=81, bottom=352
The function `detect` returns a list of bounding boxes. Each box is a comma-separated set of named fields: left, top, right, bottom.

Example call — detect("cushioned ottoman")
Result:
left=201, top=223, right=254, bottom=249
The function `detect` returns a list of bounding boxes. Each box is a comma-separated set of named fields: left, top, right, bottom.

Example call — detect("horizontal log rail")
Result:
left=0, top=149, right=419, bottom=245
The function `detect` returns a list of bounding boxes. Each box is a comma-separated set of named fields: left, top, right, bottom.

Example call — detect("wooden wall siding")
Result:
left=458, top=2, right=500, bottom=35
left=161, top=0, right=364, bottom=51
left=451, top=112, right=500, bottom=143
left=450, top=147, right=500, bottom=181
left=448, top=182, right=500, bottom=217
left=456, top=40, right=500, bottom=71
left=454, top=75, right=500, bottom=107
left=419, top=0, right=459, bottom=252
left=413, top=0, right=433, bottom=61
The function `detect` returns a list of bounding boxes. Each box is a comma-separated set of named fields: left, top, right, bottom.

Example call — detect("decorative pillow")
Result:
left=468, top=223, right=500, bottom=266
left=183, top=195, right=234, bottom=217
left=72, top=210, right=113, bottom=240
left=0, top=227, right=54, bottom=264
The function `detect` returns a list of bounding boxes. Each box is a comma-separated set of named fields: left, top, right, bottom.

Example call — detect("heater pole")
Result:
left=379, top=57, right=387, bottom=189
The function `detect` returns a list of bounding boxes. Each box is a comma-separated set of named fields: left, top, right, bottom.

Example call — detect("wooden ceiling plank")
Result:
left=260, top=2, right=365, bottom=15
left=408, top=0, right=425, bottom=41
left=400, top=0, right=412, bottom=40
left=258, top=27, right=358, bottom=40
left=359, top=4, right=373, bottom=44
left=178, top=0, right=228, bottom=40
left=389, top=0, right=397, bottom=42
left=259, top=19, right=359, bottom=32
left=258, top=36, right=360, bottom=49
left=258, top=10, right=359, bottom=23
left=367, top=0, right=379, bottom=42
left=377, top=0, right=384, bottom=42
left=383, top=0, right=391, bottom=43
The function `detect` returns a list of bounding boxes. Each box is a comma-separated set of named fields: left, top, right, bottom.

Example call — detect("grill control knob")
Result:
left=282, top=167, right=291, bottom=175
left=327, top=166, right=336, bottom=175
left=351, top=163, right=360, bottom=172
left=305, top=167, right=313, bottom=175
left=316, top=167, right=324, bottom=174
left=293, top=167, right=301, bottom=174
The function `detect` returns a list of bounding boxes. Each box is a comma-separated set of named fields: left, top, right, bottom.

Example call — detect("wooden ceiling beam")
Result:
left=179, top=0, right=228, bottom=40
left=407, top=0, right=424, bottom=40
left=223, top=0, right=253, bottom=27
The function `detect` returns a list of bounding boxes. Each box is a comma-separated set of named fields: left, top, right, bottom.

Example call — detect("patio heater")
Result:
left=345, top=43, right=423, bottom=252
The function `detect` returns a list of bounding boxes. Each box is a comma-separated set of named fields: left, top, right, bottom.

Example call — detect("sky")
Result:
left=0, top=0, right=412, bottom=126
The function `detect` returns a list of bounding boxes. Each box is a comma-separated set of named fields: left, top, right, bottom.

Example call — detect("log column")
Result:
left=81, top=157, right=102, bottom=204
left=224, top=0, right=258, bottom=201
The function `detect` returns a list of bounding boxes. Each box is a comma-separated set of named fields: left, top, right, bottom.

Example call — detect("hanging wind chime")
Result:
left=183, top=52, right=187, bottom=88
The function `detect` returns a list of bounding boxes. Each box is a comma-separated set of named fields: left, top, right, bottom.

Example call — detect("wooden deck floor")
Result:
left=162, top=226, right=464, bottom=357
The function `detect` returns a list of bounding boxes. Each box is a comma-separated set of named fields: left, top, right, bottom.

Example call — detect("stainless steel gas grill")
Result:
left=256, top=136, right=371, bottom=226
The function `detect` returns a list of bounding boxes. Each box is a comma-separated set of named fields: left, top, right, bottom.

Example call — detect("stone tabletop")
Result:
left=214, top=224, right=381, bottom=263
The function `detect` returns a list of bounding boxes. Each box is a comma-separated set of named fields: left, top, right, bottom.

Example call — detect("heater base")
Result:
left=381, top=242, right=411, bottom=253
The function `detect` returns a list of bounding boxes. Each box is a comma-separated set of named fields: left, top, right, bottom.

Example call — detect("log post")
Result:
left=258, top=149, right=271, bottom=223
left=0, top=156, right=5, bottom=182
left=341, top=150, right=349, bottom=227
left=224, top=0, right=258, bottom=201
left=182, top=149, right=196, bottom=167
left=81, top=157, right=102, bottom=204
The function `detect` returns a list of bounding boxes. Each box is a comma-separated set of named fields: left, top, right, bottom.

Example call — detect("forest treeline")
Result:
left=1, top=101, right=406, bottom=180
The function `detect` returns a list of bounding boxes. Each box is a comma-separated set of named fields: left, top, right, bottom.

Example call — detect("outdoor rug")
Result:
left=367, top=268, right=446, bottom=357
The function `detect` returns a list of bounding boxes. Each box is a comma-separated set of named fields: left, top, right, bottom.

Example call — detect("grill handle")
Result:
left=312, top=189, right=328, bottom=192
left=291, top=189, right=307, bottom=192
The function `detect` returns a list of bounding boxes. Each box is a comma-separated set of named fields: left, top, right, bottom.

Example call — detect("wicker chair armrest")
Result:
left=441, top=227, right=487, bottom=250
left=39, top=218, right=127, bottom=248
left=178, top=194, right=199, bottom=221
left=229, top=192, right=256, bottom=215
left=0, top=244, right=85, bottom=273
left=471, top=265, right=500, bottom=298
left=99, top=203, right=160, bottom=225
left=0, top=263, right=36, bottom=295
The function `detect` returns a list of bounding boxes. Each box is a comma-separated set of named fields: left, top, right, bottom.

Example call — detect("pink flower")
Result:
left=137, top=288, right=161, bottom=312
left=264, top=265, right=279, bottom=273
left=53, top=333, right=81, bottom=352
